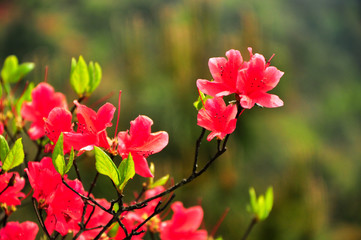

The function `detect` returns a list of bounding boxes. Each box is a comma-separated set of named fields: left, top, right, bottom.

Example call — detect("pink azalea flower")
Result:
left=72, top=198, right=113, bottom=240
left=25, top=157, right=62, bottom=207
left=21, top=82, right=68, bottom=140
left=160, top=201, right=207, bottom=240
left=0, top=221, right=39, bottom=240
left=44, top=101, right=116, bottom=153
left=44, top=178, right=85, bottom=236
left=197, top=48, right=284, bottom=109
left=197, top=97, right=237, bottom=141
left=0, top=171, right=25, bottom=206
left=117, top=115, right=169, bottom=177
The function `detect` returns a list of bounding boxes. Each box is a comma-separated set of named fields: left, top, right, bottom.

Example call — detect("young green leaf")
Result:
left=52, top=133, right=65, bottom=176
left=1, top=55, right=18, bottom=83
left=88, top=62, right=102, bottom=94
left=118, top=153, right=135, bottom=191
left=149, top=174, right=169, bottom=188
left=0, top=135, right=10, bottom=163
left=64, top=147, right=74, bottom=174
left=94, top=146, right=120, bottom=187
left=193, top=91, right=213, bottom=110
left=70, top=56, right=90, bottom=96
left=2, top=138, right=24, bottom=171
left=11, top=63, right=35, bottom=83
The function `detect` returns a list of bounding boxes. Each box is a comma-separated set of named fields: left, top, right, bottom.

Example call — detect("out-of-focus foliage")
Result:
left=1, top=0, right=361, bottom=239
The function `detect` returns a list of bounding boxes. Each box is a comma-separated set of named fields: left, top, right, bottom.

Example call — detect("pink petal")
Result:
left=131, top=154, right=153, bottom=178
left=238, top=94, right=256, bottom=109
left=95, top=103, right=116, bottom=130
left=251, top=92, right=284, bottom=108
left=171, top=202, right=204, bottom=232
left=44, top=107, right=73, bottom=143
left=196, top=79, right=234, bottom=97
left=263, top=66, right=284, bottom=92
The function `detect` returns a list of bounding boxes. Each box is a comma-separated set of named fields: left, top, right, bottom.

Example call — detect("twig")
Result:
left=241, top=217, right=258, bottom=240
left=32, top=198, right=53, bottom=240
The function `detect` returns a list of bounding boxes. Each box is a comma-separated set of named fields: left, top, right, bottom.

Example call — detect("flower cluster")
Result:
left=0, top=49, right=281, bottom=239
left=196, top=48, right=283, bottom=141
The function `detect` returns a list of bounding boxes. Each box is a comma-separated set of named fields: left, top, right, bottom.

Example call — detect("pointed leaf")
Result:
left=248, top=187, right=258, bottom=213
left=70, top=56, right=89, bottom=96
left=150, top=174, right=169, bottom=188
left=1, top=55, right=18, bottom=83
left=52, top=133, right=65, bottom=176
left=94, top=146, right=120, bottom=187
left=10, top=63, right=35, bottom=83
left=65, top=147, right=74, bottom=174
left=257, top=195, right=266, bottom=220
left=2, top=138, right=24, bottom=171
left=0, top=135, right=10, bottom=163
left=88, top=62, right=101, bottom=94
left=193, top=91, right=213, bottom=110
left=118, top=153, right=135, bottom=191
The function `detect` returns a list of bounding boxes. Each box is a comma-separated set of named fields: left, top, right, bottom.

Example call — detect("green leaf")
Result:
left=193, top=91, right=213, bottom=110
left=0, top=135, right=10, bottom=164
left=88, top=62, right=102, bottom=94
left=150, top=174, right=169, bottom=188
left=70, top=56, right=90, bottom=96
left=65, top=147, right=74, bottom=174
left=1, top=55, right=18, bottom=83
left=214, top=237, right=224, bottom=240
left=16, top=82, right=34, bottom=115
left=248, top=187, right=258, bottom=213
left=118, top=153, right=135, bottom=191
left=10, top=63, right=35, bottom=83
left=94, top=146, right=120, bottom=187
left=0, top=84, right=2, bottom=98
left=52, top=133, right=65, bottom=176
left=2, top=138, right=24, bottom=171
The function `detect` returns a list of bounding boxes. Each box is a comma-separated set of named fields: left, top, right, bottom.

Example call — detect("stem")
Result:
left=32, top=198, right=53, bottom=240
left=241, top=217, right=258, bottom=240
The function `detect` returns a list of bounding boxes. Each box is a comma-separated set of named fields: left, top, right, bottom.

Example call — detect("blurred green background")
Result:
left=1, top=0, right=361, bottom=239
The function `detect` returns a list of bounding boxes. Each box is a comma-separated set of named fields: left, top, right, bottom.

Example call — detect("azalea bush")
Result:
left=0, top=48, right=282, bottom=239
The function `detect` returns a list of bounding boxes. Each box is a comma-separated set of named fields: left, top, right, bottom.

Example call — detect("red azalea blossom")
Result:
left=0, top=171, right=25, bottom=206
left=160, top=201, right=207, bottom=240
left=117, top=115, right=169, bottom=177
left=25, top=157, right=62, bottom=207
left=0, top=221, right=39, bottom=240
left=197, top=97, right=237, bottom=141
left=44, top=178, right=85, bottom=236
left=21, top=82, right=68, bottom=140
left=44, top=101, right=116, bottom=153
left=197, top=48, right=284, bottom=109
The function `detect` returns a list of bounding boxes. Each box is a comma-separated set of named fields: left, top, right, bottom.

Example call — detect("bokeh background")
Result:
left=1, top=0, right=361, bottom=239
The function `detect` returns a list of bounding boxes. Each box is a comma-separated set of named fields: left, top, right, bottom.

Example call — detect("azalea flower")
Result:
left=44, top=101, right=116, bottom=153
left=44, top=178, right=85, bottom=236
left=197, top=97, right=237, bottom=141
left=25, top=157, right=62, bottom=207
left=0, top=221, right=39, bottom=240
left=0, top=171, right=25, bottom=207
left=117, top=115, right=169, bottom=177
left=197, top=48, right=283, bottom=109
left=21, top=82, right=68, bottom=140
left=160, top=201, right=207, bottom=240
